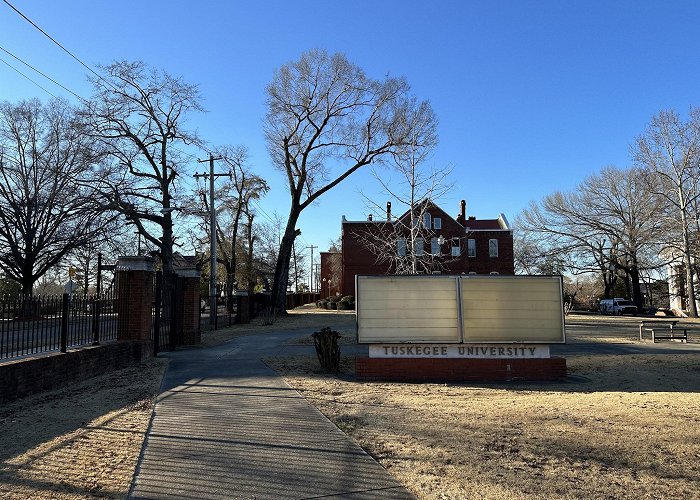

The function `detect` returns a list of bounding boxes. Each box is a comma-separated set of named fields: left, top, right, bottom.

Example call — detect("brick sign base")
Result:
left=356, top=356, right=567, bottom=382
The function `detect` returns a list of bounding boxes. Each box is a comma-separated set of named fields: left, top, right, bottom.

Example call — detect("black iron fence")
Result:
left=200, top=294, right=236, bottom=331
left=152, top=271, right=186, bottom=354
left=0, top=289, right=121, bottom=361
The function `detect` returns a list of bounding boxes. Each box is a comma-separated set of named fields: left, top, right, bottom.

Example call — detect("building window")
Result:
left=433, top=217, right=441, bottom=230
left=489, top=239, right=499, bottom=258
left=431, top=237, right=440, bottom=255
left=397, top=238, right=406, bottom=256
left=415, top=237, right=424, bottom=256
left=467, top=238, right=476, bottom=257
left=423, top=212, right=431, bottom=229
left=451, top=238, right=460, bottom=257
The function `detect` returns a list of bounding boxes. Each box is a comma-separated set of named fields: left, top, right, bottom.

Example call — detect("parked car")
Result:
left=599, top=298, right=638, bottom=316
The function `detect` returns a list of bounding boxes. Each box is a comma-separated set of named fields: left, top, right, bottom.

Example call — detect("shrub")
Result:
left=338, top=295, right=355, bottom=310
left=312, top=327, right=341, bottom=372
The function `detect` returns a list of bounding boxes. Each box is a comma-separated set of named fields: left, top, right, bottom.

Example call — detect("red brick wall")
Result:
left=338, top=206, right=515, bottom=296
left=0, top=341, right=151, bottom=404
left=179, top=276, right=201, bottom=345
left=355, top=357, right=566, bottom=382
left=465, top=230, right=516, bottom=275
left=117, top=269, right=154, bottom=342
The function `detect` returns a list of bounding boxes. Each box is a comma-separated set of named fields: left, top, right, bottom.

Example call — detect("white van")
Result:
left=599, top=298, right=637, bottom=316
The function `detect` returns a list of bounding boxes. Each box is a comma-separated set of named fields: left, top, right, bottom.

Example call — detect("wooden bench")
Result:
left=638, top=320, right=688, bottom=343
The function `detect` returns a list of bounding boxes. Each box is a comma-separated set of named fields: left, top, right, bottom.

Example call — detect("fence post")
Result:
left=115, top=256, right=156, bottom=359
left=60, top=293, right=69, bottom=353
left=168, top=274, right=179, bottom=351
left=153, top=271, right=162, bottom=355
left=174, top=267, right=202, bottom=345
left=92, top=252, right=102, bottom=345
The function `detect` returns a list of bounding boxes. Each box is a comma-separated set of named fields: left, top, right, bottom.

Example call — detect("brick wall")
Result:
left=338, top=204, right=515, bottom=296
left=117, top=268, right=154, bottom=342
left=355, top=357, right=567, bottom=382
left=0, top=341, right=151, bottom=404
left=178, top=276, right=201, bottom=345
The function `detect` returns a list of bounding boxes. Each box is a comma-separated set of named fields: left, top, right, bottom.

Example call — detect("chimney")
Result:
left=368, top=214, right=373, bottom=221
left=458, top=199, right=466, bottom=225
left=386, top=201, right=392, bottom=221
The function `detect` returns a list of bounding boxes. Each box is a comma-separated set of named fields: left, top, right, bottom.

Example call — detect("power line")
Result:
left=250, top=198, right=277, bottom=226
left=2, top=0, right=108, bottom=88
left=0, top=44, right=86, bottom=102
left=0, top=55, right=57, bottom=99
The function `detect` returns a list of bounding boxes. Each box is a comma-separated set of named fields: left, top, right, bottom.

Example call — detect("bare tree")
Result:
left=290, top=240, right=308, bottom=292
left=265, top=49, right=437, bottom=311
left=518, top=166, right=665, bottom=308
left=355, top=106, right=449, bottom=275
left=0, top=98, right=110, bottom=294
left=633, top=108, right=700, bottom=316
left=187, top=145, right=269, bottom=307
left=83, top=60, right=203, bottom=277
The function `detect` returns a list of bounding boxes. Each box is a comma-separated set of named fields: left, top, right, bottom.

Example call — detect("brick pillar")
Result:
left=176, top=267, right=201, bottom=345
left=116, top=256, right=155, bottom=351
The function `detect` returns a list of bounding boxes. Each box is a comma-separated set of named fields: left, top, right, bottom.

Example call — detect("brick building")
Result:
left=320, top=199, right=515, bottom=297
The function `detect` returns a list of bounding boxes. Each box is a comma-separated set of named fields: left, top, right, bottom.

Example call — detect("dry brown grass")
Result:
left=4, top=306, right=699, bottom=500
left=0, top=358, right=167, bottom=499
left=267, top=354, right=700, bottom=499
left=267, top=310, right=700, bottom=500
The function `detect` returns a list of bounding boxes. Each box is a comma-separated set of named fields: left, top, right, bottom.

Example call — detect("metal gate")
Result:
left=153, top=271, right=184, bottom=354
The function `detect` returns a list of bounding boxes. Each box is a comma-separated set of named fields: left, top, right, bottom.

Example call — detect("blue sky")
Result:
left=2, top=0, right=700, bottom=257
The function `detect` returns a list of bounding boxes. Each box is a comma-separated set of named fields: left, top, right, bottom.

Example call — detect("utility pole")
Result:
left=194, top=153, right=226, bottom=329
left=305, top=245, right=317, bottom=293
left=314, top=263, right=320, bottom=293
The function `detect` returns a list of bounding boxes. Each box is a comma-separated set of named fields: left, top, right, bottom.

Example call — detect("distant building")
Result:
left=321, top=199, right=515, bottom=297
left=667, top=260, right=700, bottom=314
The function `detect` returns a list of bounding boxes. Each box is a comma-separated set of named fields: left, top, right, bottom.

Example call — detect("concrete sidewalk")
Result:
left=129, top=331, right=413, bottom=499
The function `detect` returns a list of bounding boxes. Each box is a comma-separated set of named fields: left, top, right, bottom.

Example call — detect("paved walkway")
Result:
left=129, top=330, right=413, bottom=500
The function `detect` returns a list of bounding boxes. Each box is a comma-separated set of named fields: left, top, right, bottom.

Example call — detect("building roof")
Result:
left=342, top=201, right=511, bottom=232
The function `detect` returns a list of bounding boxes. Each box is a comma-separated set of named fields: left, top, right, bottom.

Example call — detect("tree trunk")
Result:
left=271, top=208, right=301, bottom=313
left=243, top=214, right=254, bottom=292
left=226, top=208, right=242, bottom=313
left=630, top=265, right=643, bottom=309
left=680, top=209, right=698, bottom=317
